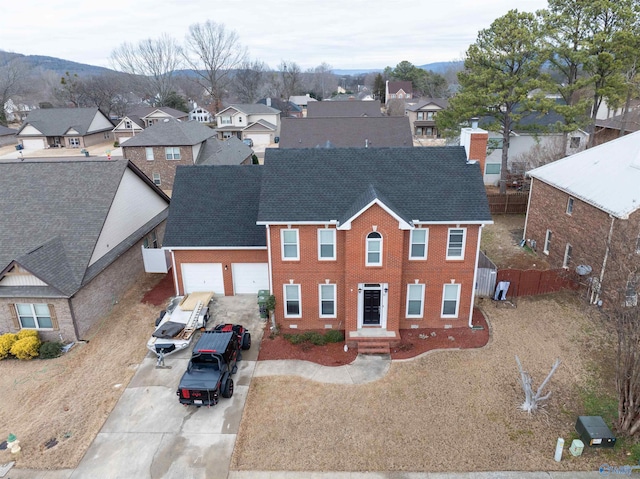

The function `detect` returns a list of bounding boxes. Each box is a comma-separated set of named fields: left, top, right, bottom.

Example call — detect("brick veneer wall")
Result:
left=269, top=204, right=481, bottom=333
left=124, top=145, right=194, bottom=190
left=525, top=179, right=612, bottom=274
left=0, top=298, right=73, bottom=342
left=71, top=220, right=167, bottom=340
left=172, top=249, right=269, bottom=297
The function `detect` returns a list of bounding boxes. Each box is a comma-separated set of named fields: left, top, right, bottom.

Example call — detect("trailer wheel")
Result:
left=221, top=377, right=234, bottom=398
left=241, top=332, right=251, bottom=350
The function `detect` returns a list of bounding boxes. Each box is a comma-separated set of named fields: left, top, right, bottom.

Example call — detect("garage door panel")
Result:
left=182, top=263, right=225, bottom=295
left=247, top=134, right=270, bottom=146
left=22, top=139, right=45, bottom=150
left=232, top=263, right=269, bottom=294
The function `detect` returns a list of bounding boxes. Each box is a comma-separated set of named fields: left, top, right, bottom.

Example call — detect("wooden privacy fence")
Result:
left=496, top=268, right=579, bottom=297
left=476, top=251, right=498, bottom=298
left=487, top=192, right=529, bottom=214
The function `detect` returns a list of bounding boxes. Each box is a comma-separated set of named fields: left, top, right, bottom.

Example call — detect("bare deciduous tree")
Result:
left=278, top=60, right=302, bottom=101
left=516, top=355, right=561, bottom=413
left=183, top=21, right=247, bottom=112
left=0, top=57, right=28, bottom=126
left=233, top=60, right=269, bottom=103
left=110, top=34, right=183, bottom=106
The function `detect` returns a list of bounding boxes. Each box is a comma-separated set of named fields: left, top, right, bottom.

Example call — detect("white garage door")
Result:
left=21, top=139, right=45, bottom=150
left=182, top=263, right=225, bottom=295
left=232, top=263, right=269, bottom=294
left=247, top=133, right=271, bottom=146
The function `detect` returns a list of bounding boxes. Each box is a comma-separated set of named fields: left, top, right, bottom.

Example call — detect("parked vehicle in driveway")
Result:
left=177, top=324, right=251, bottom=407
left=147, top=292, right=213, bottom=357
left=242, top=138, right=253, bottom=147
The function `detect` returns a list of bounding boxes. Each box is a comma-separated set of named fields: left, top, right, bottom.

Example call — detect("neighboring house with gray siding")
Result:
left=112, top=106, right=189, bottom=144
left=16, top=108, right=114, bottom=150
left=0, top=160, right=170, bottom=342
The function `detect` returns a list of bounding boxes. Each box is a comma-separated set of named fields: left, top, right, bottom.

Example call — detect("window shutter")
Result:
left=49, top=304, right=59, bottom=330
left=8, top=304, right=20, bottom=330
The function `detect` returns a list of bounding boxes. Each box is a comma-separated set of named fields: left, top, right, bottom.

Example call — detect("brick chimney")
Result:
left=460, top=118, right=489, bottom=182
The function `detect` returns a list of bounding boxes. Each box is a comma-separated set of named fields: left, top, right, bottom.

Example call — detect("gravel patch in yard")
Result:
left=232, top=291, right=615, bottom=473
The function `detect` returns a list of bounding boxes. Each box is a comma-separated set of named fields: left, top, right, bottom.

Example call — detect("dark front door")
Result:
left=363, top=289, right=381, bottom=325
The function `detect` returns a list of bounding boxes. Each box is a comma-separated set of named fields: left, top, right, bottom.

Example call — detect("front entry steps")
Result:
left=356, top=338, right=391, bottom=355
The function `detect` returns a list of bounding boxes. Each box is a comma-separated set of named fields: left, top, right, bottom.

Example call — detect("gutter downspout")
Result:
left=469, top=224, right=485, bottom=328
left=68, top=297, right=82, bottom=342
left=595, top=215, right=616, bottom=304
left=522, top=177, right=535, bottom=241
left=266, top=225, right=273, bottom=294
left=169, top=249, right=179, bottom=296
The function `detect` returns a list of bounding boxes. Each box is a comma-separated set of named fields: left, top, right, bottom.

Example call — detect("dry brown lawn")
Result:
left=232, top=292, right=619, bottom=473
left=0, top=275, right=162, bottom=469
left=481, top=214, right=549, bottom=270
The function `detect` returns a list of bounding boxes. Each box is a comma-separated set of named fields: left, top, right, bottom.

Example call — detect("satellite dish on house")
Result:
left=575, top=264, right=592, bottom=276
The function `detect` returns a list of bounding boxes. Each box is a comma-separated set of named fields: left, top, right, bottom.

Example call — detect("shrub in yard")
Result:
left=0, top=333, right=18, bottom=359
left=11, top=335, right=42, bottom=360
left=283, top=333, right=306, bottom=345
left=324, top=330, right=344, bottom=343
left=39, top=341, right=63, bottom=359
left=17, top=329, right=39, bottom=340
left=302, top=331, right=326, bottom=346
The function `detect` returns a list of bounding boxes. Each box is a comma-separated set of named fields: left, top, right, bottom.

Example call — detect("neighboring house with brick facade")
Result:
left=112, top=106, right=189, bottom=145
left=163, top=144, right=492, bottom=353
left=592, top=110, right=640, bottom=147
left=405, top=98, right=448, bottom=140
left=278, top=116, right=413, bottom=148
left=524, top=131, right=640, bottom=307
left=16, top=108, right=114, bottom=150
left=214, top=104, right=280, bottom=146
left=385, top=81, right=413, bottom=106
left=122, top=119, right=252, bottom=192
left=0, top=160, right=170, bottom=342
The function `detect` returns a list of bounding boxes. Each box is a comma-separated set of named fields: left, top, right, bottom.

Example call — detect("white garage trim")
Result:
left=21, top=138, right=45, bottom=150
left=182, top=263, right=225, bottom=295
left=246, top=133, right=270, bottom=146
left=232, top=263, right=269, bottom=294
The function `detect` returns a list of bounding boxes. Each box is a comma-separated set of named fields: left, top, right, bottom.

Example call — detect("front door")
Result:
left=363, top=289, right=381, bottom=325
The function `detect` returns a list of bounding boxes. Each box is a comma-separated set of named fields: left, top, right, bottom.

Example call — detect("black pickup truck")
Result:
left=176, top=324, right=250, bottom=407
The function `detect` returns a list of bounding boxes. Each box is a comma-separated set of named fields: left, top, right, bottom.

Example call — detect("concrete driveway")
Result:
left=4, top=295, right=264, bottom=479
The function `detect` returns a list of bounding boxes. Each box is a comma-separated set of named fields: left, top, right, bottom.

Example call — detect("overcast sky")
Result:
left=2, top=0, right=549, bottom=71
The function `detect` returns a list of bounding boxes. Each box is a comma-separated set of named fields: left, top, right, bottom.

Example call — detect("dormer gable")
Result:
left=338, top=185, right=412, bottom=231
left=0, top=263, right=48, bottom=287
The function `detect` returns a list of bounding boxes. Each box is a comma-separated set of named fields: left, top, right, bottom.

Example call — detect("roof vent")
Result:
left=471, top=117, right=479, bottom=129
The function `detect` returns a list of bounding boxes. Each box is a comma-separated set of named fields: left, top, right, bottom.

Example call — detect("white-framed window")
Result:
left=281, top=229, right=299, bottom=260
left=427, top=111, right=434, bottom=120
left=318, top=229, right=336, bottom=260
left=563, top=243, right=572, bottom=268
left=406, top=283, right=425, bottom=318
left=409, top=228, right=428, bottom=260
left=441, top=283, right=461, bottom=318
left=485, top=163, right=501, bottom=175
left=220, top=115, right=232, bottom=125
left=417, top=112, right=424, bottom=120
left=152, top=173, right=161, bottom=186
left=69, top=138, right=80, bottom=148
left=145, top=147, right=154, bottom=161
left=544, top=229, right=552, bottom=255
left=284, top=284, right=301, bottom=318
left=16, top=303, right=53, bottom=329
left=566, top=197, right=574, bottom=215
left=124, top=120, right=132, bottom=129
left=366, top=231, right=382, bottom=266
left=165, top=147, right=181, bottom=160
left=319, top=284, right=336, bottom=318
left=446, top=228, right=466, bottom=260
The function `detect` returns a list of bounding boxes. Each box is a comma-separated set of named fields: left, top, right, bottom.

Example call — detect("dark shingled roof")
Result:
left=121, top=119, right=215, bottom=147
left=278, top=116, right=413, bottom=148
left=163, top=166, right=266, bottom=247
left=0, top=160, right=168, bottom=296
left=196, top=137, right=253, bottom=166
left=126, top=106, right=188, bottom=118
left=258, top=148, right=491, bottom=224
left=307, top=100, right=382, bottom=118
left=0, top=125, right=17, bottom=136
left=18, top=108, right=113, bottom=136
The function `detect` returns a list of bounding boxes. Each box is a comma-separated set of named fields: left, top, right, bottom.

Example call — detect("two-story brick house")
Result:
left=122, top=119, right=252, bottom=191
left=524, top=131, right=640, bottom=306
left=163, top=144, right=492, bottom=352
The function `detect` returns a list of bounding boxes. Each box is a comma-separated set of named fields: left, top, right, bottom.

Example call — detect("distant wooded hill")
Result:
left=1, top=49, right=463, bottom=78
